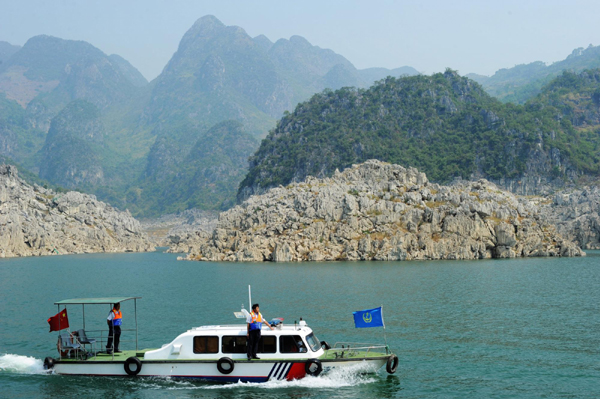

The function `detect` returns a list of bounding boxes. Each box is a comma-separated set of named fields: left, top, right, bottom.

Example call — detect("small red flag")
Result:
left=47, top=309, right=69, bottom=332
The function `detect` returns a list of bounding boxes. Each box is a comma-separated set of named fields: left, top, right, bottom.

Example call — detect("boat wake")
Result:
left=0, top=354, right=45, bottom=374
left=155, top=362, right=379, bottom=391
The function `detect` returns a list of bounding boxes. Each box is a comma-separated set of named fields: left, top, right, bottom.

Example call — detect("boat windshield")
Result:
left=305, top=332, right=321, bottom=352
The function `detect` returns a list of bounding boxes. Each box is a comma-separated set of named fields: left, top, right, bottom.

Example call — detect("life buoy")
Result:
left=320, top=341, right=331, bottom=350
left=124, top=356, right=142, bottom=376
left=386, top=354, right=398, bottom=374
left=217, top=357, right=235, bottom=374
left=43, top=357, right=55, bottom=370
left=305, top=358, right=323, bottom=376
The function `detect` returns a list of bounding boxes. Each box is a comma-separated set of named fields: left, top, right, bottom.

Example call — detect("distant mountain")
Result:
left=0, top=35, right=147, bottom=177
left=266, top=34, right=355, bottom=102
left=358, top=66, right=420, bottom=83
left=0, top=16, right=421, bottom=217
left=0, top=35, right=146, bottom=111
left=238, top=69, right=600, bottom=200
left=266, top=34, right=419, bottom=102
left=0, top=41, right=20, bottom=64
left=0, top=93, right=45, bottom=170
left=134, top=120, right=258, bottom=215
left=252, top=35, right=273, bottom=52
left=144, top=15, right=291, bottom=136
left=464, top=73, right=489, bottom=85
left=108, top=54, right=148, bottom=88
left=472, top=44, right=600, bottom=103
left=144, top=15, right=419, bottom=137
left=38, top=100, right=105, bottom=188
left=126, top=15, right=418, bottom=215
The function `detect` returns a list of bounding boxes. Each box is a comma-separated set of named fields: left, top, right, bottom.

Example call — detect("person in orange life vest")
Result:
left=246, top=303, right=273, bottom=360
left=106, top=303, right=122, bottom=354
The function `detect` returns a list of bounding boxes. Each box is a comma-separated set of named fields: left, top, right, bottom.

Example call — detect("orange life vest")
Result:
left=249, top=311, right=263, bottom=330
left=112, top=309, right=122, bottom=326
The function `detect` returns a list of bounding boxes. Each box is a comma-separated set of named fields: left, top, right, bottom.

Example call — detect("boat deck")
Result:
left=321, top=350, right=387, bottom=360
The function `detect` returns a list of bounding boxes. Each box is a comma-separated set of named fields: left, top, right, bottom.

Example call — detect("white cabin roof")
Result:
left=188, top=324, right=312, bottom=334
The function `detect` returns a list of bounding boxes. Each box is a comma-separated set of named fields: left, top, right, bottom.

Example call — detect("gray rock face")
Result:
left=0, top=164, right=154, bottom=258
left=539, top=187, right=600, bottom=249
left=172, top=160, right=584, bottom=262
left=141, top=208, right=219, bottom=247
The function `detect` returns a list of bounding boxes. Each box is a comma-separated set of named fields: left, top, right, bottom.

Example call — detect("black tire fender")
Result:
left=124, top=356, right=142, bottom=376
left=305, top=358, right=323, bottom=376
left=320, top=340, right=331, bottom=350
left=217, top=357, right=235, bottom=374
left=386, top=354, right=398, bottom=374
left=43, top=357, right=55, bottom=370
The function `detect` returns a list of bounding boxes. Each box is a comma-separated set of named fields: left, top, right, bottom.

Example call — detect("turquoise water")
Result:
left=1, top=251, right=599, bottom=398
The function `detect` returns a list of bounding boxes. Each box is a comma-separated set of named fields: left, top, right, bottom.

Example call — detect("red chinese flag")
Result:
left=47, top=309, right=69, bottom=332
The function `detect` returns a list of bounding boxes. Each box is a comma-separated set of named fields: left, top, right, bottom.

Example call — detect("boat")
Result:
left=44, top=296, right=399, bottom=382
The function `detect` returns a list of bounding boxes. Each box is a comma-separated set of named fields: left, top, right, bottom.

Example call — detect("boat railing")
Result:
left=58, top=328, right=138, bottom=360
left=324, top=341, right=389, bottom=359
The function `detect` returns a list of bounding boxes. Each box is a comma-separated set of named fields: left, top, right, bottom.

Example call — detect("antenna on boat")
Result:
left=248, top=285, right=252, bottom=308
left=234, top=286, right=253, bottom=319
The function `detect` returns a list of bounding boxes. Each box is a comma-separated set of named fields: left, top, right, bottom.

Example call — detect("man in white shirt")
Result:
left=106, top=303, right=122, bottom=354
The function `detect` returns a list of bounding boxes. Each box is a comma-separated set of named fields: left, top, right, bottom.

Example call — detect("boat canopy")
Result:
left=54, top=297, right=141, bottom=305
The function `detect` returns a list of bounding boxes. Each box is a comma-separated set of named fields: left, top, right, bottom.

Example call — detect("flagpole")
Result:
left=58, top=306, right=62, bottom=359
left=381, top=304, right=389, bottom=352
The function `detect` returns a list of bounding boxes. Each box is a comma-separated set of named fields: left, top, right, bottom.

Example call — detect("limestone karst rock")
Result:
left=170, top=160, right=584, bottom=262
left=0, top=164, right=154, bottom=258
left=541, top=187, right=600, bottom=249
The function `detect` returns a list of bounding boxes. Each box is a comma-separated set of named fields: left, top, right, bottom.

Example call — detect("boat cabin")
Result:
left=144, top=321, right=324, bottom=360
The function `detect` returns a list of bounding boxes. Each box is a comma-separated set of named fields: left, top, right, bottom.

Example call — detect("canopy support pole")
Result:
left=111, top=304, right=114, bottom=361
left=382, top=304, right=389, bottom=353
left=58, top=305, right=62, bottom=359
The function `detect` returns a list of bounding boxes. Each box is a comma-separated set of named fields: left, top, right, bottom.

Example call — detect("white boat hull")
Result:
left=53, top=357, right=389, bottom=382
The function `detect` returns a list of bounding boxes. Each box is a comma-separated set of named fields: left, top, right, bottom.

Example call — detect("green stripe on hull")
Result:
left=320, top=350, right=389, bottom=360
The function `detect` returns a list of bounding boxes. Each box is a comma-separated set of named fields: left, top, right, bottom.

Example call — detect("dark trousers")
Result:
left=106, top=324, right=121, bottom=352
left=247, top=329, right=261, bottom=358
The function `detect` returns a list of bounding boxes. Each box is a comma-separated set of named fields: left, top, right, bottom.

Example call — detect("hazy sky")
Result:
left=2, top=0, right=600, bottom=81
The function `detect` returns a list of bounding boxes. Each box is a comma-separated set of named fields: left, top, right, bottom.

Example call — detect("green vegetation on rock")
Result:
left=239, top=69, right=600, bottom=200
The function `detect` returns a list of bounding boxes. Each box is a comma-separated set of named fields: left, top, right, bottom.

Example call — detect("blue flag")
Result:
left=353, top=306, right=384, bottom=328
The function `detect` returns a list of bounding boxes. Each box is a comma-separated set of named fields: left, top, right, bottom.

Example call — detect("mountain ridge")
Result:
left=470, top=44, right=600, bottom=103
left=238, top=69, right=600, bottom=201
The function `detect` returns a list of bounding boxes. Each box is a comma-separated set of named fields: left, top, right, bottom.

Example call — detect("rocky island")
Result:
left=171, top=160, right=584, bottom=262
left=0, top=164, right=153, bottom=258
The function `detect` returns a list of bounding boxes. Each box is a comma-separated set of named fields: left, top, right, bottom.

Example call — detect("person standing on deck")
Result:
left=247, top=303, right=273, bottom=360
left=106, top=303, right=122, bottom=354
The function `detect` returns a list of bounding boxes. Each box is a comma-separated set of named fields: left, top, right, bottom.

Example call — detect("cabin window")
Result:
left=260, top=336, right=276, bottom=353
left=305, top=333, right=321, bottom=352
left=279, top=335, right=308, bottom=353
left=222, top=335, right=277, bottom=353
left=222, top=336, right=248, bottom=354
left=193, top=336, right=219, bottom=354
